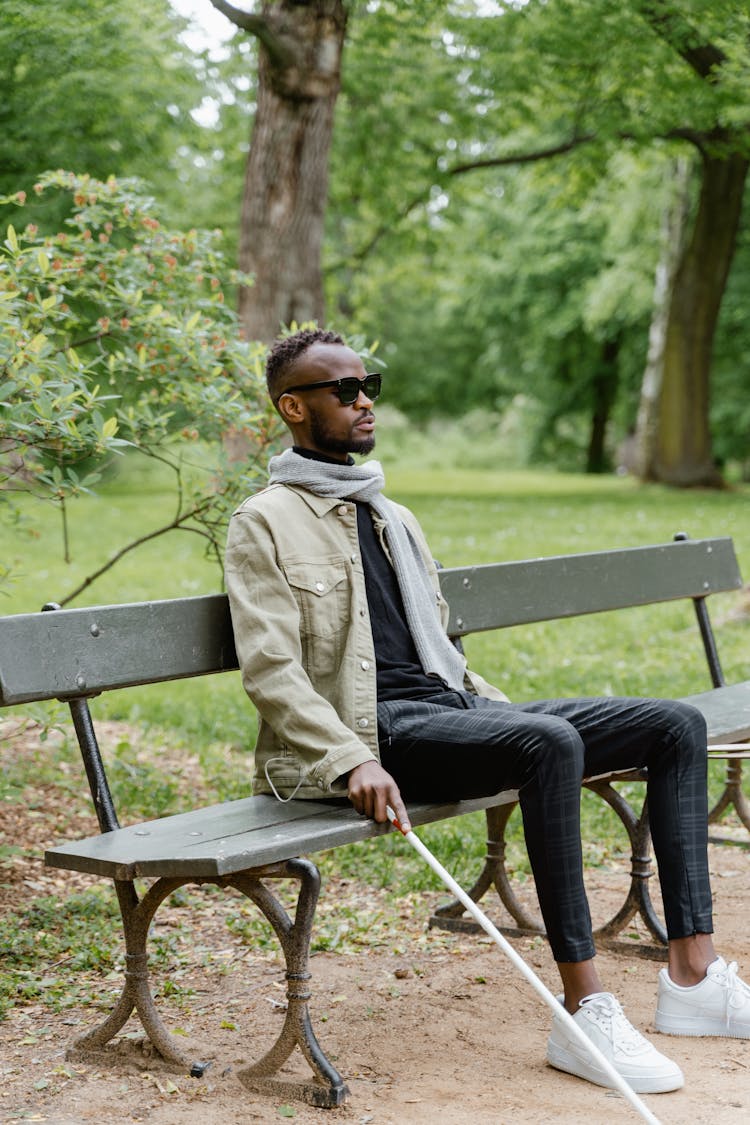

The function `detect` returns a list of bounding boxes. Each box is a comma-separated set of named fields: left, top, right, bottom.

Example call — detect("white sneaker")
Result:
left=655, top=956, right=750, bottom=1037
left=547, top=992, right=684, bottom=1093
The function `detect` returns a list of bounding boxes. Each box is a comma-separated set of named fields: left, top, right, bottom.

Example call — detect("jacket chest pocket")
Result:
left=285, top=561, right=350, bottom=638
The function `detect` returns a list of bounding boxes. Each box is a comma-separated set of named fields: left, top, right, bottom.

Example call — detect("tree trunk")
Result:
left=586, top=335, right=620, bottom=474
left=643, top=152, right=749, bottom=486
left=633, top=157, right=691, bottom=480
left=236, top=1, right=348, bottom=342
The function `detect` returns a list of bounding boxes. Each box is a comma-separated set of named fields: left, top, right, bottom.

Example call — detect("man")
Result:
left=225, top=327, right=750, bottom=1095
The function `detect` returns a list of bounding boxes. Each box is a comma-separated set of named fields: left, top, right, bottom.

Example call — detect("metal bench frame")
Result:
left=1, top=532, right=749, bottom=1106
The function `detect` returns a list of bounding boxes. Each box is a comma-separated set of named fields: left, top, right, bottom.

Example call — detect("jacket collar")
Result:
left=269, top=480, right=349, bottom=518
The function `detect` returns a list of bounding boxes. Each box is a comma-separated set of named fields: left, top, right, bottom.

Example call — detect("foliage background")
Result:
left=4, top=0, right=750, bottom=493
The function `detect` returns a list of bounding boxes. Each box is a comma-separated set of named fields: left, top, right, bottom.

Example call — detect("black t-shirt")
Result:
left=355, top=502, right=445, bottom=702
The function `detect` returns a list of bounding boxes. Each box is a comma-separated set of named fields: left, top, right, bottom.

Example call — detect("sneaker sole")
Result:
left=547, top=1042, right=684, bottom=1094
left=656, top=1012, right=750, bottom=1037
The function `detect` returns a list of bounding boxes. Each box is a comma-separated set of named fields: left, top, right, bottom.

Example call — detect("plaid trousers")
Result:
left=378, top=693, right=712, bottom=962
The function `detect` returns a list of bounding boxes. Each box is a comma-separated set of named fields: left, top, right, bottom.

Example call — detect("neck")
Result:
left=292, top=445, right=354, bottom=466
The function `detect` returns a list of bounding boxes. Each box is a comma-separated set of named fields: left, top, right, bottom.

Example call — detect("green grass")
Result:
left=0, top=889, right=121, bottom=1017
left=2, top=445, right=749, bottom=1018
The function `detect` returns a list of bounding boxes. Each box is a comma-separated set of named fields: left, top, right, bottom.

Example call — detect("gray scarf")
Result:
left=268, top=448, right=466, bottom=690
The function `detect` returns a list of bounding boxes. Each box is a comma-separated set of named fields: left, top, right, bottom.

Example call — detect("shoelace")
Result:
left=582, top=996, right=648, bottom=1054
left=715, top=960, right=750, bottom=1024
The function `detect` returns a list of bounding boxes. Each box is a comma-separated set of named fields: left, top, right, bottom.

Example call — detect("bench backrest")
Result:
left=0, top=536, right=741, bottom=708
left=440, top=536, right=742, bottom=636
left=0, top=594, right=237, bottom=706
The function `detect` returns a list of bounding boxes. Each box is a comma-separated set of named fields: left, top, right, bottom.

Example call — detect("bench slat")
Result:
left=682, top=681, right=750, bottom=744
left=45, top=792, right=517, bottom=880
left=441, top=538, right=741, bottom=635
left=0, top=594, right=237, bottom=705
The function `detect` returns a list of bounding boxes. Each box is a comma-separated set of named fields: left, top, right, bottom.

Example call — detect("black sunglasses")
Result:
left=279, top=372, right=382, bottom=406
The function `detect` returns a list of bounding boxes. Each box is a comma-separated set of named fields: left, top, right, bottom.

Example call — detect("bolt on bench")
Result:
left=0, top=533, right=748, bottom=1108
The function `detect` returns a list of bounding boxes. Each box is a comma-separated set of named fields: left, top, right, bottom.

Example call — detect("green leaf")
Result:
left=27, top=333, right=47, bottom=355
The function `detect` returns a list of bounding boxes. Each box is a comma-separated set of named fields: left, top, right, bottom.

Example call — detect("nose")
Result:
left=356, top=386, right=374, bottom=409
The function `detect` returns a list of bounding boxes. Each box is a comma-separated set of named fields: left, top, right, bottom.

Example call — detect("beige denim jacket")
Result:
left=224, top=481, right=507, bottom=800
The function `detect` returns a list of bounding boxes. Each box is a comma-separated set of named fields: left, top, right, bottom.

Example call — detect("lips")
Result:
left=355, top=414, right=375, bottom=431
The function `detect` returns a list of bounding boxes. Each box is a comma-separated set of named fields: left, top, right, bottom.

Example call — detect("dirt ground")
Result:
left=2, top=724, right=750, bottom=1124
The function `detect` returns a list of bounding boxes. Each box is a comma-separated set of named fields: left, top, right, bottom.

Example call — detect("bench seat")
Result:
left=682, top=680, right=750, bottom=745
left=45, top=680, right=750, bottom=882
left=45, top=792, right=517, bottom=880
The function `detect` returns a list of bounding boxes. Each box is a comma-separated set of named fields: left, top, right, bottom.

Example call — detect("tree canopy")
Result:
left=323, top=0, right=750, bottom=480
left=2, top=0, right=749, bottom=485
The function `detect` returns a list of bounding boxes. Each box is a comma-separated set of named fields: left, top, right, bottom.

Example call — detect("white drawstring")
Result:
left=264, top=757, right=305, bottom=803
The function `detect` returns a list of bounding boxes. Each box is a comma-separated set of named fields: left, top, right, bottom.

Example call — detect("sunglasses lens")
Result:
left=337, top=379, right=361, bottom=404
left=337, top=374, right=382, bottom=404
left=364, top=373, right=382, bottom=400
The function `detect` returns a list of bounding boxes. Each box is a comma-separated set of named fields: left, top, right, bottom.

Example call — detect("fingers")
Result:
left=385, top=787, right=411, bottom=834
left=347, top=762, right=411, bottom=833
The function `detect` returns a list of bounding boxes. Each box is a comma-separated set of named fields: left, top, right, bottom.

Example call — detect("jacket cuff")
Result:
left=309, top=743, right=377, bottom=793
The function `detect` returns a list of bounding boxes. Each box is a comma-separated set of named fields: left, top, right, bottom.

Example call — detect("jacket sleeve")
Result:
left=224, top=506, right=376, bottom=792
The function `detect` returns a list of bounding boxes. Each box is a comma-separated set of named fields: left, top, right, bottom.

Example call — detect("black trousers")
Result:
left=378, top=693, right=712, bottom=962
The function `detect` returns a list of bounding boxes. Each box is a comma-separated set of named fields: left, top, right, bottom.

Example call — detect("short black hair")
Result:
left=265, top=328, right=345, bottom=403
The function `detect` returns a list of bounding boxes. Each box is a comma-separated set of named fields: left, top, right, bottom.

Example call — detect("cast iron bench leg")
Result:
left=68, top=860, right=348, bottom=1106
left=233, top=858, right=349, bottom=1108
left=430, top=803, right=544, bottom=936
left=430, top=780, right=668, bottom=959
left=68, top=875, right=203, bottom=1071
left=710, top=757, right=750, bottom=834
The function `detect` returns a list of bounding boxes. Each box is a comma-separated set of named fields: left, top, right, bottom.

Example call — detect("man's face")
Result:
left=280, top=343, right=377, bottom=461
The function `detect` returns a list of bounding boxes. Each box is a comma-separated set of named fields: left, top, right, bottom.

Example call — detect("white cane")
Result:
left=386, top=807, right=661, bottom=1125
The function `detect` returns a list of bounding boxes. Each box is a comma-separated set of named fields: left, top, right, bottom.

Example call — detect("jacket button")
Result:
left=361, top=660, right=370, bottom=671
left=357, top=717, right=369, bottom=729
left=315, top=581, right=325, bottom=592
left=337, top=504, right=348, bottom=515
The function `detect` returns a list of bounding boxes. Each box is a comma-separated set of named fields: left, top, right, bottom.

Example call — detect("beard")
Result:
left=309, top=409, right=376, bottom=457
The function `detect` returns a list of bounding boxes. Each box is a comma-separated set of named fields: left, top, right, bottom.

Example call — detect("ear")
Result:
left=277, top=392, right=305, bottom=427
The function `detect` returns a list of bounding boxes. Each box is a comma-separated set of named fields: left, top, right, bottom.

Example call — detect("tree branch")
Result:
left=57, top=496, right=217, bottom=607
left=331, top=114, right=720, bottom=276
left=332, top=189, right=432, bottom=269
left=636, top=1, right=727, bottom=81
left=208, top=0, right=293, bottom=66
left=447, top=133, right=597, bottom=176
left=327, top=133, right=599, bottom=270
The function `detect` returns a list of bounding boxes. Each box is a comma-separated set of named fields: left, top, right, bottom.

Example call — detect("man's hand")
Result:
left=347, top=761, right=411, bottom=833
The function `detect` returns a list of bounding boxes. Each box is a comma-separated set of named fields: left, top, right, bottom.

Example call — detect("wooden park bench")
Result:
left=1, top=532, right=749, bottom=1108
